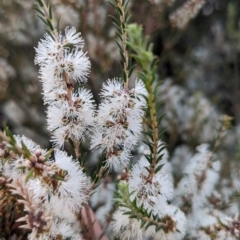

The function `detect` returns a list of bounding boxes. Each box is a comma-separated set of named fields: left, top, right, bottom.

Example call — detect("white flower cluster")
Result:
left=91, top=79, right=147, bottom=170
left=173, top=144, right=240, bottom=239
left=1, top=135, right=89, bottom=239
left=35, top=27, right=95, bottom=147
left=113, top=144, right=187, bottom=240
left=113, top=143, right=240, bottom=240
left=174, top=144, right=221, bottom=211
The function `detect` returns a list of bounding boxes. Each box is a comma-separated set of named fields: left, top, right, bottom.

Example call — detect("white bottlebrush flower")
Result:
left=187, top=208, right=239, bottom=240
left=134, top=78, right=148, bottom=98
left=184, top=144, right=220, bottom=198
left=27, top=219, right=83, bottom=240
left=91, top=78, right=146, bottom=170
left=3, top=156, right=28, bottom=180
left=27, top=177, right=50, bottom=201
left=174, top=144, right=221, bottom=212
left=104, top=148, right=132, bottom=170
left=42, top=85, right=68, bottom=106
left=27, top=149, right=90, bottom=218
left=2, top=135, right=47, bottom=180
left=14, top=135, right=44, bottom=154
left=113, top=205, right=186, bottom=240
left=64, top=26, right=84, bottom=48
left=35, top=27, right=83, bottom=67
left=129, top=156, right=173, bottom=213
left=64, top=50, right=91, bottom=82
left=48, top=219, right=83, bottom=239
left=112, top=207, right=146, bottom=240
left=151, top=205, right=187, bottom=240
left=44, top=49, right=90, bottom=83
left=39, top=68, right=67, bottom=102
left=47, top=88, right=95, bottom=148
left=35, top=33, right=63, bottom=66
left=48, top=149, right=90, bottom=213
left=35, top=26, right=90, bottom=84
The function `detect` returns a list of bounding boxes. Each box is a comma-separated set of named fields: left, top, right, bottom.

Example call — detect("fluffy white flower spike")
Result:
left=91, top=78, right=147, bottom=170
left=113, top=206, right=146, bottom=240
left=129, top=156, right=173, bottom=213
left=49, top=149, right=90, bottom=212
left=35, top=26, right=94, bottom=148
left=35, top=27, right=90, bottom=85
left=174, top=144, right=221, bottom=212
left=64, top=26, right=84, bottom=47
left=47, top=88, right=95, bottom=148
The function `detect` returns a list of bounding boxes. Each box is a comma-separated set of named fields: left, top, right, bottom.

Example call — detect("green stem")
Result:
left=146, top=77, right=159, bottom=177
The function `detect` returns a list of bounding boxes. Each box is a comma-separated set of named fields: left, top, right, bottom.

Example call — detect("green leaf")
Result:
left=113, top=198, right=123, bottom=203
left=108, top=15, right=120, bottom=25
left=47, top=19, right=54, bottom=31
left=115, top=40, right=123, bottom=53
left=124, top=2, right=130, bottom=13
left=143, top=130, right=154, bottom=141
left=57, top=16, right=61, bottom=32
left=52, top=174, right=65, bottom=181
left=44, top=148, right=53, bottom=160
left=21, top=141, right=32, bottom=159
left=155, top=225, right=163, bottom=232
left=128, top=64, right=136, bottom=78
left=112, top=22, right=122, bottom=34
left=157, top=145, right=165, bottom=155
left=158, top=128, right=166, bottom=139
left=32, top=5, right=45, bottom=16
left=3, top=123, right=15, bottom=145
left=49, top=5, right=53, bottom=19
left=107, top=1, right=116, bottom=10
left=142, top=140, right=153, bottom=152
left=140, top=219, right=146, bottom=228
left=37, top=15, right=48, bottom=26
left=25, top=168, right=34, bottom=182
left=145, top=221, right=154, bottom=230
left=122, top=211, right=132, bottom=215
left=125, top=15, right=131, bottom=26
left=129, top=214, right=138, bottom=219
left=154, top=164, right=163, bottom=173
left=116, top=6, right=123, bottom=16
left=36, top=0, right=44, bottom=7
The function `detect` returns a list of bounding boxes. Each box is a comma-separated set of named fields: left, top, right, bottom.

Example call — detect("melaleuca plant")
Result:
left=0, top=0, right=240, bottom=240
left=112, top=23, right=186, bottom=240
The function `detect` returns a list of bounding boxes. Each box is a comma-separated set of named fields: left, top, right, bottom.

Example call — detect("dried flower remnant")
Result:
left=0, top=177, right=26, bottom=238
left=7, top=177, right=50, bottom=239
left=169, top=0, right=206, bottom=29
